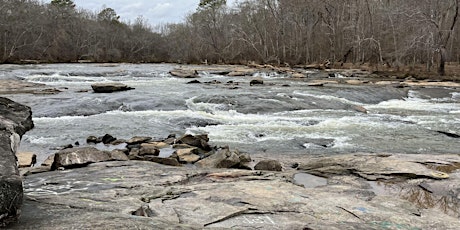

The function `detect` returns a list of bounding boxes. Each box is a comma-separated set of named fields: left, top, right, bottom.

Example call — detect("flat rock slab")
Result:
left=0, top=80, right=60, bottom=95
left=52, top=147, right=128, bottom=170
left=297, top=153, right=460, bottom=181
left=91, top=83, right=134, bottom=93
left=9, top=157, right=460, bottom=229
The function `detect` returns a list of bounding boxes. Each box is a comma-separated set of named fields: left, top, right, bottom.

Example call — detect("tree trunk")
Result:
left=438, top=46, right=447, bottom=76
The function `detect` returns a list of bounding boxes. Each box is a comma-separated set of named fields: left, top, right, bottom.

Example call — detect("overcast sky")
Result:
left=45, top=0, right=238, bottom=26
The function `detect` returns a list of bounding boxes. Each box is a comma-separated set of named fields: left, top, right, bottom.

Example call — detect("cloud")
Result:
left=68, top=0, right=200, bottom=25
left=45, top=0, right=238, bottom=25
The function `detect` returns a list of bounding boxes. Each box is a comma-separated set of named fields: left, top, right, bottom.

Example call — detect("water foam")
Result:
left=293, top=91, right=364, bottom=106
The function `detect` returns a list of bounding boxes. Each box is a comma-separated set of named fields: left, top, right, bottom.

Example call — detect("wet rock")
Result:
left=142, top=156, right=181, bottom=166
left=186, top=80, right=201, bottom=84
left=51, top=147, right=127, bottom=170
left=128, top=148, right=140, bottom=160
left=177, top=134, right=211, bottom=151
left=176, top=148, right=201, bottom=164
left=254, top=160, right=283, bottom=171
left=169, top=69, right=199, bottom=78
left=110, top=139, right=126, bottom=145
left=139, top=145, right=160, bottom=156
left=195, top=148, right=241, bottom=168
left=91, top=83, right=134, bottom=93
left=249, top=79, right=264, bottom=86
left=110, top=150, right=129, bottom=161
left=102, top=134, right=117, bottom=144
left=350, top=105, right=368, bottom=114
left=86, top=136, right=99, bottom=144
left=126, top=136, right=152, bottom=145
left=173, top=143, right=195, bottom=149
left=227, top=70, right=254, bottom=76
left=0, top=97, right=34, bottom=226
left=16, top=152, right=37, bottom=168
left=307, top=82, right=324, bottom=87
left=204, top=80, right=221, bottom=84
left=142, top=142, right=169, bottom=149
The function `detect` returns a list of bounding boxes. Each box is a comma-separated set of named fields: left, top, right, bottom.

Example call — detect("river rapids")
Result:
left=1, top=63, right=459, bottom=164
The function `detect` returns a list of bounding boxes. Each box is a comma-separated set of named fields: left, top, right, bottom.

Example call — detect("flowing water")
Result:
left=1, top=63, right=459, bottom=164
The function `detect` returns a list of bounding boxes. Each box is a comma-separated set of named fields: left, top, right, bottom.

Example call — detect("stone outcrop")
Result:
left=91, top=83, right=134, bottom=93
left=51, top=147, right=128, bottom=170
left=0, top=97, right=34, bottom=227
left=10, top=154, right=460, bottom=229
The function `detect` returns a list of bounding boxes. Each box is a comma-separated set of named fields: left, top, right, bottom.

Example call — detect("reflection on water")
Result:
left=368, top=181, right=460, bottom=218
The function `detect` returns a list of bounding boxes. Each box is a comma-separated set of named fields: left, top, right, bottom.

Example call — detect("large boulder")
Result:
left=254, top=159, right=283, bottom=171
left=195, top=148, right=241, bottom=168
left=51, top=147, right=128, bottom=170
left=91, top=83, right=134, bottom=93
left=0, top=97, right=34, bottom=226
left=177, top=134, right=211, bottom=151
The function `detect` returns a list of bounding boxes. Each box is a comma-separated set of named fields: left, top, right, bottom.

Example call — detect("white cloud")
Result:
left=44, top=0, right=238, bottom=25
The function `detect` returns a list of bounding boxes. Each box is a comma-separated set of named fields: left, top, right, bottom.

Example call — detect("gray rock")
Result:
left=139, top=145, right=160, bottom=156
left=91, top=83, right=134, bottom=93
left=142, top=156, right=182, bottom=167
left=169, top=69, right=199, bottom=78
left=297, top=153, right=457, bottom=181
left=86, top=135, right=99, bottom=144
left=177, top=134, right=211, bottom=151
left=10, top=158, right=460, bottom=229
left=249, top=79, right=264, bottom=86
left=51, top=147, right=127, bottom=170
left=176, top=148, right=200, bottom=164
left=0, top=97, right=34, bottom=226
left=101, top=134, right=116, bottom=144
left=254, top=159, right=283, bottom=171
left=110, top=150, right=129, bottom=161
left=126, top=136, right=152, bottom=145
left=195, top=148, right=241, bottom=168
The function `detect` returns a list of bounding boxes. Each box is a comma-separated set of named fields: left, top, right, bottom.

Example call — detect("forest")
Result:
left=1, top=0, right=459, bottom=75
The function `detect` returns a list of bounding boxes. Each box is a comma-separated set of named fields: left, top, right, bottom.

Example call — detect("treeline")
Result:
left=0, top=0, right=168, bottom=63
left=1, top=0, right=460, bottom=75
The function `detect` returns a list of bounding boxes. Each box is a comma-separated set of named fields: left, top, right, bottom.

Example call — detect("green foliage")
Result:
left=98, top=7, right=120, bottom=23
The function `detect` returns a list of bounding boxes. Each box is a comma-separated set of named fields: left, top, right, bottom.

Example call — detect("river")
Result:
left=1, top=63, right=459, bottom=164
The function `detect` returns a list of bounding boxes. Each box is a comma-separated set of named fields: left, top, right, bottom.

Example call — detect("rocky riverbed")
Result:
left=8, top=131, right=460, bottom=229
left=1, top=63, right=460, bottom=229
